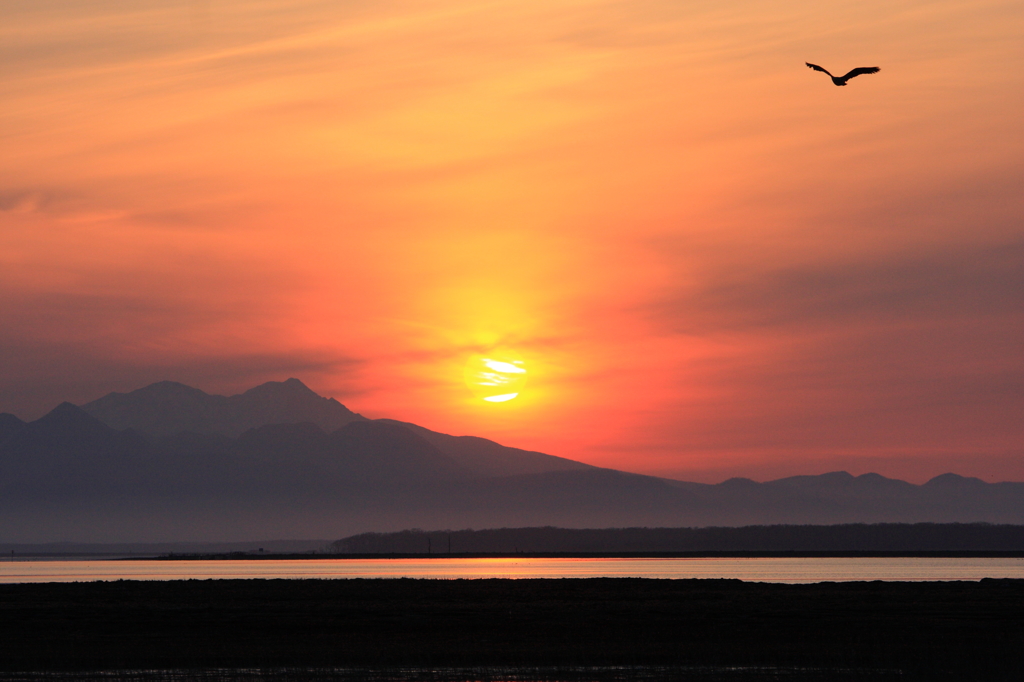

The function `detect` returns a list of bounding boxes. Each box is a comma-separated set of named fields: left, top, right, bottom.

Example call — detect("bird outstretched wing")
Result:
left=841, top=66, right=880, bottom=80
left=805, top=62, right=833, bottom=77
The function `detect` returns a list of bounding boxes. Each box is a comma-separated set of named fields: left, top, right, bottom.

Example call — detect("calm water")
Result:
left=2, top=556, right=1023, bottom=583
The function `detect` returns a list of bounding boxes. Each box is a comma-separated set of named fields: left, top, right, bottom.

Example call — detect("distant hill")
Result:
left=2, top=379, right=1024, bottom=542
left=80, top=378, right=365, bottom=437
left=332, top=524, right=1024, bottom=554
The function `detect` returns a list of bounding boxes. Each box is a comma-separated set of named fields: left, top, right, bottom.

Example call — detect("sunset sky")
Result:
left=2, top=0, right=1022, bottom=483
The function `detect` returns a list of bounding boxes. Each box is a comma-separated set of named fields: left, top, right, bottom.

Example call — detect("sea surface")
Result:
left=2, top=556, right=1023, bottom=583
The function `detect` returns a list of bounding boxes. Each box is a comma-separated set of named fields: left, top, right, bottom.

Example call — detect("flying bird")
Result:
left=806, top=62, right=880, bottom=86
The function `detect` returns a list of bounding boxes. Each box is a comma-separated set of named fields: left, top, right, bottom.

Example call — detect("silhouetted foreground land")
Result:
left=1, top=579, right=1022, bottom=681
left=146, top=522, right=1024, bottom=560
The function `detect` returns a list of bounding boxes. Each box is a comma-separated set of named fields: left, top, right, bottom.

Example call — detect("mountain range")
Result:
left=2, top=379, right=1023, bottom=542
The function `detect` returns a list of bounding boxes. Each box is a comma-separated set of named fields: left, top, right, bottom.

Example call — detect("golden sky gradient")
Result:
left=2, top=0, right=1022, bottom=482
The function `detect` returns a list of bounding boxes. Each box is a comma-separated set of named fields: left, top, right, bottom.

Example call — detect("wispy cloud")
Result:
left=649, top=240, right=1024, bottom=333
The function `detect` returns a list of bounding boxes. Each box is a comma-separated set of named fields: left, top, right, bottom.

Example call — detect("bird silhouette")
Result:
left=806, top=63, right=880, bottom=86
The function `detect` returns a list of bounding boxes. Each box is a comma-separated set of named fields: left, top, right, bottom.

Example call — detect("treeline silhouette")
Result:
left=331, top=523, right=1024, bottom=554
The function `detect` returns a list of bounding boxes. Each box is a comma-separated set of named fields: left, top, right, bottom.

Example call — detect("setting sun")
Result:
left=464, top=353, right=528, bottom=403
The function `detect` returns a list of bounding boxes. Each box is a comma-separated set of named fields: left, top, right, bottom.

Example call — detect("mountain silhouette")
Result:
left=81, top=378, right=364, bottom=437
left=0, top=413, right=26, bottom=443
left=376, top=418, right=594, bottom=477
left=0, top=404, right=156, bottom=505
left=80, top=379, right=592, bottom=478
left=231, top=420, right=468, bottom=483
left=3, top=380, right=1024, bottom=542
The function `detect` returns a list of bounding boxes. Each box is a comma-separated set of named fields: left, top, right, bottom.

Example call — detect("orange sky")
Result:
left=2, top=0, right=1022, bottom=482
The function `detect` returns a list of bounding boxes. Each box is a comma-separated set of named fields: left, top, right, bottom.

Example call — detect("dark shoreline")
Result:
left=127, top=550, right=1024, bottom=560
left=2, top=578, right=1022, bottom=680
left=0, top=665, right=909, bottom=681
left=0, top=666, right=913, bottom=681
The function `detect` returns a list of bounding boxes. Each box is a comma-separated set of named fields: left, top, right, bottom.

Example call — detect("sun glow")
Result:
left=464, top=352, right=528, bottom=403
